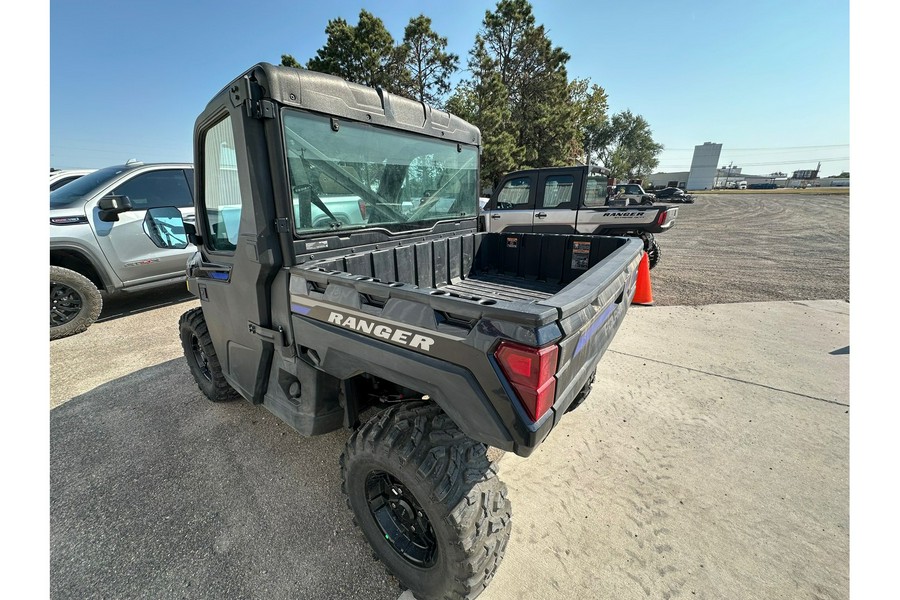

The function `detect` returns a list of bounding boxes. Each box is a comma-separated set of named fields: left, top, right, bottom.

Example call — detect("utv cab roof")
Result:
left=201, top=62, right=481, bottom=147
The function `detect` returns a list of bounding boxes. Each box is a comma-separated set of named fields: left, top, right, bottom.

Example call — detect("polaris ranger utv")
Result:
left=143, top=63, right=643, bottom=600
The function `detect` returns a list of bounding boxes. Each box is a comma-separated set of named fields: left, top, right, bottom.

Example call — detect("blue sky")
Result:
left=50, top=0, right=849, bottom=175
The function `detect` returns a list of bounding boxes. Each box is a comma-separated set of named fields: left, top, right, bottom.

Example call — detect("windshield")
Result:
left=282, top=110, right=478, bottom=235
left=50, top=166, right=132, bottom=209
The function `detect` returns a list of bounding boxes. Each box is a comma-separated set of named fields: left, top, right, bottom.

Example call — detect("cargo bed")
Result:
left=297, top=231, right=637, bottom=317
left=443, top=273, right=557, bottom=302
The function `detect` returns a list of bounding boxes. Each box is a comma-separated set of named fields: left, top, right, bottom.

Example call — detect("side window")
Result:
left=584, top=177, right=607, bottom=207
left=541, top=175, right=574, bottom=208
left=113, top=170, right=193, bottom=210
left=203, top=115, right=242, bottom=252
left=496, top=177, right=532, bottom=209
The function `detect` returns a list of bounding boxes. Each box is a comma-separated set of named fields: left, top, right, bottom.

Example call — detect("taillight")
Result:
left=358, top=199, right=367, bottom=220
left=656, top=209, right=667, bottom=226
left=495, top=341, right=559, bottom=422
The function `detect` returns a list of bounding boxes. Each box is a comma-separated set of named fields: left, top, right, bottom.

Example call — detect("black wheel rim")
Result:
left=190, top=334, right=212, bottom=381
left=50, top=282, right=83, bottom=327
left=365, top=471, right=438, bottom=568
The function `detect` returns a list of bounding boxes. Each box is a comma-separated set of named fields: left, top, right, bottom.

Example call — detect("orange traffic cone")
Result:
left=632, top=251, right=654, bottom=305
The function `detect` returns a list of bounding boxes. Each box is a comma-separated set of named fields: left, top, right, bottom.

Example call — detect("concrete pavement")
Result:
left=49, top=299, right=848, bottom=600
left=480, top=300, right=848, bottom=600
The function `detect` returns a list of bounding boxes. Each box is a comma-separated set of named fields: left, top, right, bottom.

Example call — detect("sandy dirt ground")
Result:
left=650, top=193, right=849, bottom=306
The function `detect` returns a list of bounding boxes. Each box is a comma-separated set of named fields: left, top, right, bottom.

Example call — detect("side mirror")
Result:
left=143, top=207, right=189, bottom=250
left=97, top=194, right=133, bottom=222
left=183, top=221, right=202, bottom=246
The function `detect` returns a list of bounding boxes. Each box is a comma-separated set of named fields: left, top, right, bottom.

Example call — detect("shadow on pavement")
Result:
left=50, top=359, right=400, bottom=600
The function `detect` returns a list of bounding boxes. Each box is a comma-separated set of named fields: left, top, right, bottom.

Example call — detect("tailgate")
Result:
left=541, top=237, right=643, bottom=422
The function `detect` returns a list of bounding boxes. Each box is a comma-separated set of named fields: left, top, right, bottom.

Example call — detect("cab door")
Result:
left=483, top=174, right=536, bottom=233
left=90, top=167, right=196, bottom=286
left=533, top=169, right=582, bottom=234
left=189, top=109, right=284, bottom=404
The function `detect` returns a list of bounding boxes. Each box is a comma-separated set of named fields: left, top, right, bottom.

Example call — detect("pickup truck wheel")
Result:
left=50, top=266, right=102, bottom=340
left=179, top=307, right=238, bottom=402
left=341, top=401, right=511, bottom=600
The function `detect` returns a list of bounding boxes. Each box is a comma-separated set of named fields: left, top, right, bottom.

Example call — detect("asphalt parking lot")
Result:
left=50, top=193, right=849, bottom=599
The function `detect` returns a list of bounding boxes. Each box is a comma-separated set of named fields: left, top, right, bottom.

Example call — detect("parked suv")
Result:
left=50, top=161, right=195, bottom=339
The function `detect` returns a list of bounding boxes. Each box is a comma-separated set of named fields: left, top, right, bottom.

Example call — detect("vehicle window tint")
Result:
left=113, top=170, right=193, bottom=210
left=584, top=177, right=607, bottom=207
left=203, top=116, right=242, bottom=252
left=183, top=168, right=195, bottom=197
left=51, top=166, right=130, bottom=209
left=542, top=175, right=574, bottom=208
left=50, top=175, right=82, bottom=191
left=496, top=177, right=531, bottom=209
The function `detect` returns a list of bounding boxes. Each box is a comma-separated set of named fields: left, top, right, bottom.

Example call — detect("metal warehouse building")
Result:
left=646, top=142, right=722, bottom=191
left=686, top=142, right=722, bottom=190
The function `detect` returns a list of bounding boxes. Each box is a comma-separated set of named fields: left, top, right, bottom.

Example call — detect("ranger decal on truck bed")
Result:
left=290, top=297, right=461, bottom=352
left=327, top=312, right=435, bottom=351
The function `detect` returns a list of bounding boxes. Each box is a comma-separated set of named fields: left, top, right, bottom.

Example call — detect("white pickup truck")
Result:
left=480, top=166, right=677, bottom=268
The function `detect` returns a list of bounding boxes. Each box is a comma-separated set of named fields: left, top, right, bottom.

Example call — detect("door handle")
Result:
left=535, top=212, right=547, bottom=218
left=491, top=214, right=501, bottom=219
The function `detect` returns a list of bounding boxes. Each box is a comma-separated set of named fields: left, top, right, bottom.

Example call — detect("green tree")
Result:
left=595, top=110, right=664, bottom=179
left=304, top=10, right=405, bottom=94
left=397, top=15, right=459, bottom=107
left=447, top=75, right=522, bottom=191
left=569, top=78, right=609, bottom=165
left=468, top=0, right=578, bottom=169
left=280, top=54, right=302, bottom=69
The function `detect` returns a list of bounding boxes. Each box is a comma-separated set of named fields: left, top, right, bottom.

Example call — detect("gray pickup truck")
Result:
left=49, top=161, right=366, bottom=340
left=481, top=165, right=678, bottom=268
left=49, top=161, right=197, bottom=339
left=140, top=63, right=643, bottom=600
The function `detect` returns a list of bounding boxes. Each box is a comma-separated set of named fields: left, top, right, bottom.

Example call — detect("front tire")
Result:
left=179, top=307, right=238, bottom=402
left=341, top=402, right=511, bottom=600
left=50, top=266, right=102, bottom=340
